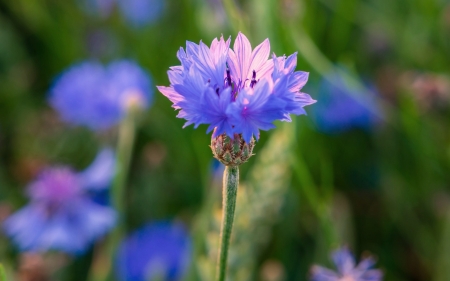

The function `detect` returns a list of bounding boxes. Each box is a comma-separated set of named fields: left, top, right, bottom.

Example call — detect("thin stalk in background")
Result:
left=0, top=264, right=5, bottom=281
left=216, top=166, right=239, bottom=281
left=89, top=108, right=138, bottom=281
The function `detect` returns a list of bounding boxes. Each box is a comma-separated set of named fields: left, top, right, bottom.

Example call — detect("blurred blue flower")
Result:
left=78, top=0, right=115, bottom=18
left=49, top=60, right=153, bottom=130
left=311, top=247, right=383, bottom=281
left=117, top=0, right=165, bottom=28
left=3, top=149, right=116, bottom=255
left=77, top=0, right=164, bottom=28
left=158, top=32, right=315, bottom=143
left=311, top=70, right=381, bottom=134
left=116, top=221, right=192, bottom=281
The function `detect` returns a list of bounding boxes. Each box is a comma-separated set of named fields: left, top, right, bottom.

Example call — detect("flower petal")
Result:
left=332, top=247, right=356, bottom=275
left=200, top=87, right=233, bottom=138
left=310, top=265, right=340, bottom=281
left=249, top=38, right=271, bottom=79
left=227, top=79, right=285, bottom=142
left=78, top=148, right=116, bottom=191
left=227, top=32, right=252, bottom=83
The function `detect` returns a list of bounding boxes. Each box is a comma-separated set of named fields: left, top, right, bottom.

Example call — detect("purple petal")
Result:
left=289, top=71, right=309, bottom=92
left=332, top=247, right=357, bottom=275
left=38, top=200, right=115, bottom=254
left=355, top=256, right=377, bottom=271
left=227, top=32, right=252, bottom=84
left=249, top=38, right=271, bottom=79
left=168, top=66, right=184, bottom=85
left=310, top=265, right=340, bottom=281
left=37, top=208, right=86, bottom=253
left=194, top=40, right=227, bottom=87
left=3, top=204, right=47, bottom=251
left=173, top=67, right=210, bottom=128
left=360, top=269, right=384, bottom=281
left=116, top=221, right=192, bottom=281
left=284, top=52, right=298, bottom=73
left=200, top=87, right=234, bottom=138
left=75, top=199, right=116, bottom=242
left=157, top=86, right=184, bottom=109
left=227, top=79, right=285, bottom=142
left=78, top=148, right=116, bottom=191
left=186, top=41, right=200, bottom=57
left=106, top=60, right=153, bottom=111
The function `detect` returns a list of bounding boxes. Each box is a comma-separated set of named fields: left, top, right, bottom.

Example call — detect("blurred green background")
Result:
left=1, top=0, right=450, bottom=280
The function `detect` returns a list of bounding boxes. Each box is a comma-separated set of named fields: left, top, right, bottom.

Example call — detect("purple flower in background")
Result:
left=49, top=60, right=153, bottom=130
left=158, top=32, right=316, bottom=143
left=310, top=247, right=383, bottom=281
left=311, top=69, right=381, bottom=134
left=77, top=0, right=164, bottom=27
left=116, top=221, right=192, bottom=281
left=78, top=0, right=115, bottom=18
left=3, top=149, right=116, bottom=255
left=117, top=0, right=165, bottom=28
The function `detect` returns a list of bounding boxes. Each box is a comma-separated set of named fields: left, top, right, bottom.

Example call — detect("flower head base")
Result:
left=158, top=32, right=315, bottom=144
left=211, top=133, right=255, bottom=166
left=310, top=247, right=383, bottom=281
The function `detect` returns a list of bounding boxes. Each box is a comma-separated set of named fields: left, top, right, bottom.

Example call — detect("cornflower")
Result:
left=49, top=60, right=152, bottom=130
left=3, top=149, right=116, bottom=255
left=159, top=32, right=315, bottom=281
left=158, top=32, right=315, bottom=151
left=311, top=247, right=383, bottom=281
left=78, top=0, right=164, bottom=27
left=311, top=69, right=380, bottom=134
left=116, top=221, right=191, bottom=281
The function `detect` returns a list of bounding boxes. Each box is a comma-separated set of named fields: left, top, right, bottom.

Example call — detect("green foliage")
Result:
left=0, top=0, right=449, bottom=280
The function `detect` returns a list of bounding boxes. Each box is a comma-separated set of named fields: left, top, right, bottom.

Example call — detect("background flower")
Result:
left=77, top=0, right=165, bottom=28
left=311, top=247, right=383, bottom=281
left=310, top=69, right=381, bottom=134
left=49, top=60, right=153, bottom=131
left=116, top=221, right=192, bottom=281
left=2, top=149, right=116, bottom=255
left=117, top=0, right=165, bottom=28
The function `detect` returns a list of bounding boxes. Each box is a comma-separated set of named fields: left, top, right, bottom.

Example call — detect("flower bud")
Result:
left=211, top=133, right=255, bottom=166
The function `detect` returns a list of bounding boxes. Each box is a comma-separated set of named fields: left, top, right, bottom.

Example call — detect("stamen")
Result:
left=250, top=70, right=257, bottom=88
left=226, top=69, right=232, bottom=87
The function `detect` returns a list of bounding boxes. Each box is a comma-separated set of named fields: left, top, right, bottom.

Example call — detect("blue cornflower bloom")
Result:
left=117, top=0, right=165, bottom=28
left=116, top=221, right=192, bottom=281
left=78, top=0, right=164, bottom=27
left=311, top=70, right=381, bottom=134
left=158, top=32, right=316, bottom=143
left=3, top=149, right=116, bottom=255
left=49, top=60, right=153, bottom=130
left=78, top=0, right=115, bottom=18
left=311, top=247, right=383, bottom=281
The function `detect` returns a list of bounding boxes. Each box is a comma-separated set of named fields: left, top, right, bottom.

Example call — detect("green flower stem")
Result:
left=0, top=264, right=5, bottom=281
left=216, top=165, right=239, bottom=281
left=112, top=109, right=136, bottom=223
left=109, top=109, right=137, bottom=276
left=89, top=109, right=137, bottom=281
